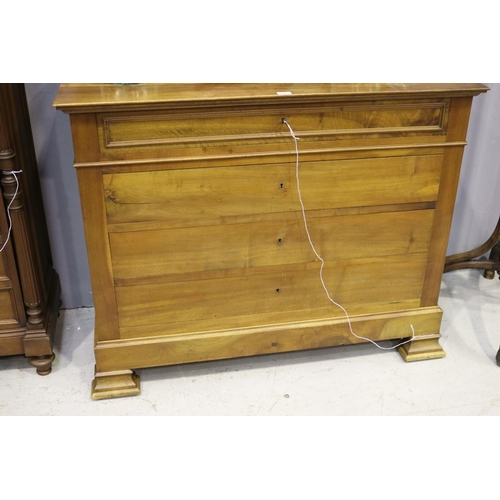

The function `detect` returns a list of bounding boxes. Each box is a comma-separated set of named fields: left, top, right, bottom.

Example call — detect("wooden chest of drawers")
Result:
left=54, top=83, right=488, bottom=399
left=0, top=84, right=60, bottom=375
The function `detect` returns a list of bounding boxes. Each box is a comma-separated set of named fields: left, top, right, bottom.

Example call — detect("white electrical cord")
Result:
left=282, top=119, right=432, bottom=350
left=0, top=170, right=22, bottom=253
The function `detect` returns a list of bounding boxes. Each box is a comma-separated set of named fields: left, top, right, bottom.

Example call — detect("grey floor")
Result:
left=1, top=269, right=500, bottom=416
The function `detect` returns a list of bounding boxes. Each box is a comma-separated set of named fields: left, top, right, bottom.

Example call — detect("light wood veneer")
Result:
left=54, top=83, right=488, bottom=399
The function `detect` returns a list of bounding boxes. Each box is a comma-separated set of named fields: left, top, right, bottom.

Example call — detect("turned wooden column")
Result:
left=0, top=106, right=45, bottom=328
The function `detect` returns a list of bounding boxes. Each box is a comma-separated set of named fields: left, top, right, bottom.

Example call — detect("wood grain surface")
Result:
left=54, top=83, right=485, bottom=398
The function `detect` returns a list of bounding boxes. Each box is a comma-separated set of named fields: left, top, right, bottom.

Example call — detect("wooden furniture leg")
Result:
left=28, top=354, right=56, bottom=375
left=444, top=216, right=500, bottom=365
left=444, top=216, right=500, bottom=277
left=397, top=333, right=445, bottom=362
left=91, top=369, right=141, bottom=400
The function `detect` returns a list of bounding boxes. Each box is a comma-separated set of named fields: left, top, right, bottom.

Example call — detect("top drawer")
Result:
left=96, top=99, right=450, bottom=160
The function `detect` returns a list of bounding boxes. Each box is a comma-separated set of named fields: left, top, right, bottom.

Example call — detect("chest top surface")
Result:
left=53, top=83, right=489, bottom=113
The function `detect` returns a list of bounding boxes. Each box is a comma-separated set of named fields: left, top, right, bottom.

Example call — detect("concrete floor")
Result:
left=1, top=269, right=500, bottom=416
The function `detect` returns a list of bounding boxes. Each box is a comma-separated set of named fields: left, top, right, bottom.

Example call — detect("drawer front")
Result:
left=110, top=209, right=435, bottom=281
left=115, top=253, right=428, bottom=336
left=97, top=99, right=449, bottom=158
left=104, top=154, right=443, bottom=226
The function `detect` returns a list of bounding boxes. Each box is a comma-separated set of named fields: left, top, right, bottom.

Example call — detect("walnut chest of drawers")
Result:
left=0, top=84, right=61, bottom=375
left=54, top=83, right=488, bottom=400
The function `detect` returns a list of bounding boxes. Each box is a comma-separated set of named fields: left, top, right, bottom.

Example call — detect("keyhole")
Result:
left=279, top=183, right=284, bottom=189
left=277, top=238, right=283, bottom=245
left=276, top=288, right=281, bottom=293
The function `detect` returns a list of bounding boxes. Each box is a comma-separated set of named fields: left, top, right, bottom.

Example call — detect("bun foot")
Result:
left=28, top=353, right=56, bottom=375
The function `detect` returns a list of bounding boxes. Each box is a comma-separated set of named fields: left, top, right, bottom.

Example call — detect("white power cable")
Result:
left=282, top=119, right=432, bottom=350
left=0, top=170, right=22, bottom=252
